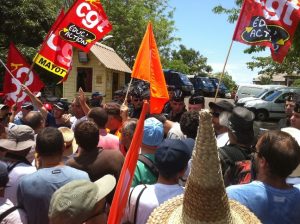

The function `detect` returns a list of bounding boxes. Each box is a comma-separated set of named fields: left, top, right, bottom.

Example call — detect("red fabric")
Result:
left=233, top=0, right=300, bottom=63
left=35, top=9, right=73, bottom=78
left=131, top=22, right=169, bottom=113
left=3, top=43, right=44, bottom=106
left=53, top=0, right=112, bottom=52
left=107, top=101, right=149, bottom=224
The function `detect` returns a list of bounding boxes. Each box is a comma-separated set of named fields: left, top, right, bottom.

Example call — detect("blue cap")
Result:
left=142, top=117, right=164, bottom=146
left=155, top=138, right=194, bottom=174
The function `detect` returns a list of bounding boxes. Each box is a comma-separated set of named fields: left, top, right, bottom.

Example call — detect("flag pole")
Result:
left=214, top=39, right=234, bottom=102
left=0, top=59, right=19, bottom=82
left=123, top=77, right=133, bottom=105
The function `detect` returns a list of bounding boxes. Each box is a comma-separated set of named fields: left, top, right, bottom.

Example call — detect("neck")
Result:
left=141, top=145, right=156, bottom=154
left=257, top=173, right=292, bottom=189
left=39, top=156, right=64, bottom=168
left=157, top=175, right=179, bottom=185
left=78, top=147, right=98, bottom=156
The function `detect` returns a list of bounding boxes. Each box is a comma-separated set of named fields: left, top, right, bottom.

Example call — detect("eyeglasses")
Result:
left=210, top=112, right=220, bottom=117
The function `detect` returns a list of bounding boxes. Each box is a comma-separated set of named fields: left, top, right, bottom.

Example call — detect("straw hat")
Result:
left=58, top=127, right=78, bottom=154
left=147, top=110, right=261, bottom=224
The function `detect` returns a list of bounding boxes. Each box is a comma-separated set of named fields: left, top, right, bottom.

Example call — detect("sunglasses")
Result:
left=210, top=112, right=220, bottom=117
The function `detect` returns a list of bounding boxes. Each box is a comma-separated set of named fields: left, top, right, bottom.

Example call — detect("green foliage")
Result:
left=292, top=79, right=300, bottom=87
left=258, top=75, right=272, bottom=85
left=164, top=44, right=212, bottom=75
left=211, top=72, right=237, bottom=91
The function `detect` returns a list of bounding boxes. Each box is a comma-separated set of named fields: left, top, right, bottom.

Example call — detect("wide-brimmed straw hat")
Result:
left=58, top=127, right=78, bottom=154
left=147, top=110, right=261, bottom=224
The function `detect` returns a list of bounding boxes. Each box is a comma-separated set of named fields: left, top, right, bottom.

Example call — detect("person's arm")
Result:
left=10, top=104, right=18, bottom=123
left=120, top=103, right=129, bottom=123
left=21, top=84, right=48, bottom=119
left=78, top=88, right=90, bottom=115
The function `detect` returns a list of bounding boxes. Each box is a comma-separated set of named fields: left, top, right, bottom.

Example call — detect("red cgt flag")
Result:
left=131, top=22, right=169, bottom=114
left=233, top=0, right=300, bottom=63
left=53, top=0, right=112, bottom=52
left=4, top=43, right=45, bottom=106
left=108, top=101, right=149, bottom=224
left=34, top=9, right=73, bottom=78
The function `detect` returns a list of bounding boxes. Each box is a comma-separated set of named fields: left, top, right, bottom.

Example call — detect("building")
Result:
left=63, top=43, right=131, bottom=103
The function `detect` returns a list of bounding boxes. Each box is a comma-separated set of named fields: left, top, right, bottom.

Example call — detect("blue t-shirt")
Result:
left=17, top=166, right=89, bottom=224
left=226, top=181, right=300, bottom=224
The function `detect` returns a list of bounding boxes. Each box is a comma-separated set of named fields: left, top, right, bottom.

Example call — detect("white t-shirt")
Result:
left=71, top=116, right=87, bottom=130
left=167, top=122, right=185, bottom=140
left=216, top=132, right=229, bottom=147
left=125, top=183, right=184, bottom=224
left=5, top=163, right=36, bottom=205
left=0, top=198, right=27, bottom=224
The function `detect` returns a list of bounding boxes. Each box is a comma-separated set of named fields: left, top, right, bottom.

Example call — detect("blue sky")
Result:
left=168, top=0, right=268, bottom=84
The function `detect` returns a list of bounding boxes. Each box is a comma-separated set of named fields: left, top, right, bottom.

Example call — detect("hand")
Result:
left=11, top=103, right=18, bottom=112
left=78, top=88, right=86, bottom=106
left=62, top=113, right=71, bottom=123
left=120, top=103, right=129, bottom=122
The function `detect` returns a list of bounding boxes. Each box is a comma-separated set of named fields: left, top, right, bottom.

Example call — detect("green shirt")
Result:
left=131, top=154, right=157, bottom=187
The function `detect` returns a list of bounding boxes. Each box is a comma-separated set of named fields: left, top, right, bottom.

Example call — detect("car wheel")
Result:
left=256, top=110, right=268, bottom=121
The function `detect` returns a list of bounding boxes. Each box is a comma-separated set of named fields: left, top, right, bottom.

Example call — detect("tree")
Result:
left=212, top=1, right=300, bottom=77
left=211, top=72, right=237, bottom=92
left=164, top=44, right=212, bottom=75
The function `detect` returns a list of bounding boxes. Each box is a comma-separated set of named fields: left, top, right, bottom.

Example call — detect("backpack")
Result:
left=138, top=154, right=159, bottom=178
left=219, top=145, right=254, bottom=186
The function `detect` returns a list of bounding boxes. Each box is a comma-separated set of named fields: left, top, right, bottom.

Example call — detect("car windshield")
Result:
left=201, top=79, right=214, bottom=87
left=264, top=90, right=282, bottom=101
left=256, top=90, right=268, bottom=98
left=261, top=90, right=275, bottom=99
left=180, top=75, right=191, bottom=84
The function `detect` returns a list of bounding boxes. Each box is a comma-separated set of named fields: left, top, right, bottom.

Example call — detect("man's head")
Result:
left=87, top=107, right=108, bottom=129
left=104, top=102, right=122, bottom=132
left=285, top=93, right=298, bottom=118
left=53, top=102, right=69, bottom=119
left=49, top=175, right=116, bottom=224
left=155, top=139, right=193, bottom=180
left=170, top=89, right=185, bottom=115
left=219, top=106, right=255, bottom=146
left=71, top=97, right=86, bottom=119
left=0, top=125, right=35, bottom=156
left=180, top=111, right=200, bottom=139
left=23, top=111, right=45, bottom=133
left=121, top=118, right=137, bottom=150
left=255, top=130, right=300, bottom=179
left=291, top=102, right=300, bottom=129
left=131, top=89, right=143, bottom=110
left=0, top=104, right=11, bottom=128
left=36, top=127, right=64, bottom=157
left=21, top=102, right=34, bottom=117
left=142, top=117, right=164, bottom=149
left=90, top=91, right=105, bottom=107
left=208, top=100, right=234, bottom=135
left=167, top=85, right=175, bottom=100
left=74, top=120, right=99, bottom=151
left=188, top=94, right=205, bottom=112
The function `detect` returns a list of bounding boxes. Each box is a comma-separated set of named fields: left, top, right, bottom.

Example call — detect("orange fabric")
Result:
left=131, top=22, right=169, bottom=114
left=107, top=101, right=149, bottom=224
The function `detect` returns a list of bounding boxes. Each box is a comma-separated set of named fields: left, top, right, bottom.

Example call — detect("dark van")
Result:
left=190, top=76, right=215, bottom=96
left=163, top=69, right=194, bottom=96
left=209, top=77, right=229, bottom=98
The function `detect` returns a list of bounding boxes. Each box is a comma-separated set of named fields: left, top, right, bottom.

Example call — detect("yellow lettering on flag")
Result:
left=34, top=54, right=67, bottom=77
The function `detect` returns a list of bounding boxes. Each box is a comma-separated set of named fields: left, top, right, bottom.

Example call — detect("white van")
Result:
left=234, top=84, right=285, bottom=103
left=244, top=87, right=300, bottom=121
left=236, top=86, right=285, bottom=106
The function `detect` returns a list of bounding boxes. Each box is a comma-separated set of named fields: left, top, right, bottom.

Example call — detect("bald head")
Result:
left=24, top=111, right=45, bottom=133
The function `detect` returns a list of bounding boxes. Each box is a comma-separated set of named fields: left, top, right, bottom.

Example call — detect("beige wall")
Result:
left=63, top=48, right=126, bottom=103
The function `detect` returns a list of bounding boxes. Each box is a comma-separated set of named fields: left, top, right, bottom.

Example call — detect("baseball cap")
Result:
left=219, top=106, right=255, bottom=133
left=54, top=102, right=69, bottom=112
left=142, top=117, right=164, bottom=147
left=208, top=100, right=234, bottom=112
left=155, top=138, right=194, bottom=174
left=21, top=102, right=34, bottom=110
left=0, top=104, right=9, bottom=110
left=0, top=125, right=35, bottom=151
left=49, top=175, right=116, bottom=224
left=189, top=94, right=205, bottom=105
left=172, top=89, right=184, bottom=102
left=92, top=91, right=106, bottom=98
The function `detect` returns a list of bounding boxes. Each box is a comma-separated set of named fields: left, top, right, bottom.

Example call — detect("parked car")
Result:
left=243, top=87, right=300, bottom=121
left=163, top=69, right=194, bottom=96
left=209, top=77, right=229, bottom=98
left=234, top=84, right=285, bottom=103
left=189, top=76, right=215, bottom=96
left=236, top=86, right=285, bottom=106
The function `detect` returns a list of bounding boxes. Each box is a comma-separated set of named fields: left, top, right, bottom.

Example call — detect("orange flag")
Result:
left=131, top=22, right=169, bottom=114
left=107, top=101, right=149, bottom=224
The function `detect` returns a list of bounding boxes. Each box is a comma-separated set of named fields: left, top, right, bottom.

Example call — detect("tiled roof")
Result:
left=90, top=43, right=132, bottom=73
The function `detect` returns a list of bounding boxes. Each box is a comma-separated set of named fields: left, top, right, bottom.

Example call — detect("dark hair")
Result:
left=36, top=127, right=64, bottom=156
left=257, top=130, right=300, bottom=178
left=149, top=114, right=167, bottom=124
left=74, top=121, right=99, bottom=151
left=104, top=102, right=122, bottom=121
left=23, top=111, right=44, bottom=130
left=87, top=107, right=108, bottom=128
left=122, top=118, right=138, bottom=138
left=180, top=111, right=199, bottom=139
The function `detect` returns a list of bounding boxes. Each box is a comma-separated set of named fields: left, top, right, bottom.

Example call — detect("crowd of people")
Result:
left=0, top=81, right=299, bottom=224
